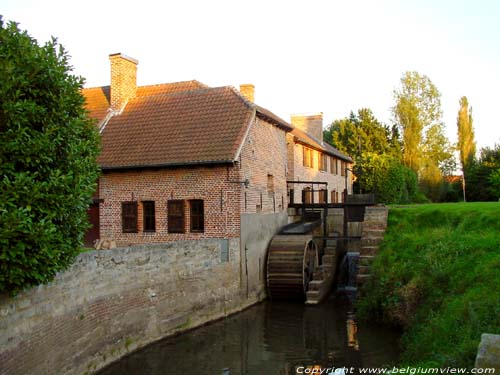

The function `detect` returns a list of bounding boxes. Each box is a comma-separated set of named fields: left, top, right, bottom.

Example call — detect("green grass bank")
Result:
left=358, top=202, right=500, bottom=367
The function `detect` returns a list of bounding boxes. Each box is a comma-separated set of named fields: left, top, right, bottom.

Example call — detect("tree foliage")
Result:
left=456, top=96, right=476, bottom=201
left=324, top=108, right=399, bottom=161
left=457, top=96, right=476, bottom=170
left=466, top=144, right=500, bottom=201
left=392, top=72, right=455, bottom=201
left=392, top=71, right=450, bottom=173
left=0, top=19, right=100, bottom=294
left=355, top=153, right=420, bottom=204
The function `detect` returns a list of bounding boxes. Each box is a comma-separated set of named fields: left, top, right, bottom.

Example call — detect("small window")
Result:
left=303, top=187, right=312, bottom=204
left=318, top=189, right=327, bottom=203
left=267, top=174, right=274, bottom=193
left=190, top=200, right=204, bottom=233
left=303, top=147, right=313, bottom=168
left=341, top=160, right=346, bottom=176
left=122, top=202, right=138, bottom=233
left=142, top=201, right=155, bottom=232
left=319, top=154, right=327, bottom=171
left=331, top=190, right=338, bottom=203
left=168, top=200, right=185, bottom=233
left=330, top=157, right=338, bottom=174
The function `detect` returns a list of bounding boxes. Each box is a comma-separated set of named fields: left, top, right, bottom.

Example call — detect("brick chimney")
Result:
left=109, top=53, right=138, bottom=111
left=291, top=112, right=324, bottom=142
left=239, top=84, right=255, bottom=102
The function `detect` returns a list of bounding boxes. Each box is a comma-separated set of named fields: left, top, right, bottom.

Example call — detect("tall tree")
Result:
left=456, top=96, right=476, bottom=201
left=392, top=71, right=442, bottom=173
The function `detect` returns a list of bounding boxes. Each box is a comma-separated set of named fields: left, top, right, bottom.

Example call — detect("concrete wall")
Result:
left=240, top=212, right=288, bottom=301
left=0, top=239, right=258, bottom=375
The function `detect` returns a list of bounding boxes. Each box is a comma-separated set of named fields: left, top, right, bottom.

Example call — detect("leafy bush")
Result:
left=356, top=152, right=419, bottom=204
left=0, top=19, right=100, bottom=294
left=358, top=203, right=500, bottom=367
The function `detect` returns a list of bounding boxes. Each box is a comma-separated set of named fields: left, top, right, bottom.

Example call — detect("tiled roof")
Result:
left=82, top=82, right=291, bottom=170
left=292, top=127, right=352, bottom=162
left=83, top=86, right=110, bottom=124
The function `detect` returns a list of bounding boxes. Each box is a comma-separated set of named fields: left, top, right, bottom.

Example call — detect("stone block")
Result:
left=475, top=333, right=500, bottom=371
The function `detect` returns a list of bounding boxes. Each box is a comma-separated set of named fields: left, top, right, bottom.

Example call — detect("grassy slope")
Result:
left=358, top=202, right=500, bottom=367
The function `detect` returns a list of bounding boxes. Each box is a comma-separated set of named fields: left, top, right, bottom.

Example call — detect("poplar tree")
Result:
left=456, top=96, right=476, bottom=201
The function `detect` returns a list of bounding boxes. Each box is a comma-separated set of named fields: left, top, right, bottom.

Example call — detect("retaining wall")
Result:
left=0, top=239, right=254, bottom=375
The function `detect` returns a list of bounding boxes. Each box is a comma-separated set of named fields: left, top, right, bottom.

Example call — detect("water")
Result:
left=97, top=299, right=400, bottom=375
left=337, top=252, right=361, bottom=302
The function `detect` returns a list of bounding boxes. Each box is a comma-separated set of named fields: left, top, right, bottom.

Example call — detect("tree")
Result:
left=467, top=144, right=500, bottom=201
left=324, top=108, right=396, bottom=161
left=392, top=71, right=455, bottom=201
left=456, top=96, right=476, bottom=201
left=392, top=71, right=443, bottom=173
left=0, top=19, right=100, bottom=294
left=355, top=152, right=420, bottom=204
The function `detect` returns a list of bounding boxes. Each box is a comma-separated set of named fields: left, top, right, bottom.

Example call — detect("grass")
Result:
left=357, top=202, right=500, bottom=368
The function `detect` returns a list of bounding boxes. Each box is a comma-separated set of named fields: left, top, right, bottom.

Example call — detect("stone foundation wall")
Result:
left=0, top=239, right=255, bottom=375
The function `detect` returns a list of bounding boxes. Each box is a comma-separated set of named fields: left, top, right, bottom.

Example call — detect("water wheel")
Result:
left=266, top=234, right=319, bottom=300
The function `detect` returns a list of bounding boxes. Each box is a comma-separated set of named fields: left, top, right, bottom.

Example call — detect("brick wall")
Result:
left=287, top=133, right=352, bottom=203
left=238, top=117, right=288, bottom=214
left=99, top=166, right=241, bottom=246
left=0, top=240, right=254, bottom=375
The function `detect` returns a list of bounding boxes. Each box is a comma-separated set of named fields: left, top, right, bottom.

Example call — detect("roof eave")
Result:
left=100, top=159, right=236, bottom=172
left=293, top=136, right=353, bottom=162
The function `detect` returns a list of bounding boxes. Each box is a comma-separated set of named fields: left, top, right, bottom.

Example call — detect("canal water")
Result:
left=98, top=297, right=400, bottom=375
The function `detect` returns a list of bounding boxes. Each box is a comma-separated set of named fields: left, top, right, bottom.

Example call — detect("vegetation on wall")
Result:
left=358, top=203, right=500, bottom=367
left=0, top=18, right=100, bottom=294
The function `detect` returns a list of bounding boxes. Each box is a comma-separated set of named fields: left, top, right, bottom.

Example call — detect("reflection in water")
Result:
left=98, top=299, right=399, bottom=375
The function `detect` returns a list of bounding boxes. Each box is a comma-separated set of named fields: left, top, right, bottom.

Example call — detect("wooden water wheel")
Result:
left=266, top=234, right=319, bottom=300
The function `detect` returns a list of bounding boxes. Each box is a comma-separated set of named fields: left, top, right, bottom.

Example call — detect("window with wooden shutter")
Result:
left=330, top=157, right=338, bottom=174
left=319, top=154, right=327, bottom=171
left=168, top=200, right=185, bottom=233
left=122, top=202, right=138, bottom=233
left=303, top=147, right=313, bottom=168
left=190, top=200, right=204, bottom=233
left=142, top=201, right=156, bottom=232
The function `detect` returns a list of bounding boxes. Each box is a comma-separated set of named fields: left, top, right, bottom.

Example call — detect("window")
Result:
left=168, top=200, right=185, bottom=233
left=303, top=146, right=313, bottom=168
left=303, top=187, right=313, bottom=204
left=267, top=174, right=274, bottom=193
left=319, top=154, right=327, bottom=171
left=190, top=200, right=204, bottom=233
left=341, top=160, right=346, bottom=176
left=330, top=157, right=338, bottom=174
left=142, top=201, right=155, bottom=232
left=122, top=202, right=138, bottom=233
left=318, top=189, right=327, bottom=203
left=331, top=190, right=341, bottom=203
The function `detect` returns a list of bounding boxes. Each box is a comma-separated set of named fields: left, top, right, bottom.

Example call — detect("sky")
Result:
left=3, top=0, right=500, bottom=149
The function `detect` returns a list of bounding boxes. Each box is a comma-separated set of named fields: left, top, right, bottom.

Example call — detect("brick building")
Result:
left=287, top=113, right=353, bottom=205
left=83, top=53, right=292, bottom=247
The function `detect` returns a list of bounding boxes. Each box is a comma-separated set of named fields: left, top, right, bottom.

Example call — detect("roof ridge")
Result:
left=131, top=85, right=233, bottom=101
left=138, top=80, right=208, bottom=90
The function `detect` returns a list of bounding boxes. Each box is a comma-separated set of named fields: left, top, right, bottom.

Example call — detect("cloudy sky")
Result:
left=3, top=0, right=500, bottom=148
